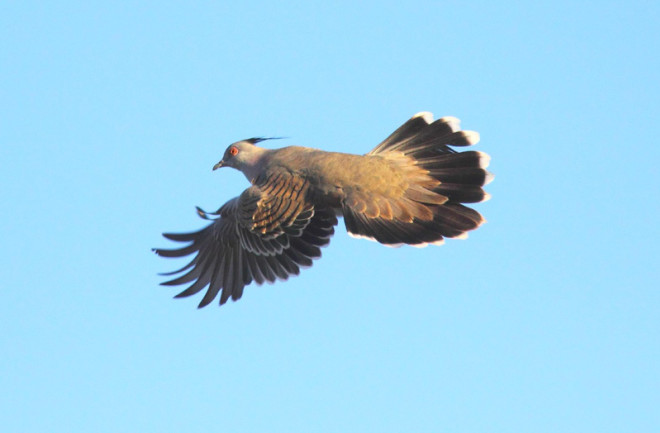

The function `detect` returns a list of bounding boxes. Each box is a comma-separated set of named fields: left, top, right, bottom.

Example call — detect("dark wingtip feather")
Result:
left=218, top=293, right=230, bottom=306
left=158, top=267, right=189, bottom=277
left=152, top=247, right=173, bottom=257
left=151, top=245, right=197, bottom=258
left=161, top=232, right=197, bottom=242
left=197, top=295, right=215, bottom=308
left=161, top=278, right=184, bottom=286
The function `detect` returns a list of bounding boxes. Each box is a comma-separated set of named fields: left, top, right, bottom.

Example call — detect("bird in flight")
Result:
left=154, top=112, right=493, bottom=307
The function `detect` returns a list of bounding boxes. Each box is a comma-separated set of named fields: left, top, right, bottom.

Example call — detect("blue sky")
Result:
left=2, top=1, right=659, bottom=432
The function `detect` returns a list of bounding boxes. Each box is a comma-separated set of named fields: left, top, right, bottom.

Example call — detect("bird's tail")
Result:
left=342, top=112, right=493, bottom=246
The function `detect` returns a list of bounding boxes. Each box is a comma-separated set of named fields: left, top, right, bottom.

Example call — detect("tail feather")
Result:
left=342, top=112, right=492, bottom=247
left=368, top=112, right=434, bottom=155
left=428, top=167, right=491, bottom=185
left=417, top=150, right=490, bottom=169
left=434, top=183, right=490, bottom=203
left=401, top=131, right=481, bottom=159
left=369, top=115, right=462, bottom=156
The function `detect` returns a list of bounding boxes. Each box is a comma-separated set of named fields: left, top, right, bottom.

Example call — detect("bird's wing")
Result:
left=153, top=179, right=337, bottom=308
left=238, top=172, right=311, bottom=239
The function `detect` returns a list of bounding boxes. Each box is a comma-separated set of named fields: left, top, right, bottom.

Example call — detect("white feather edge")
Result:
left=438, top=116, right=461, bottom=132
left=347, top=231, right=447, bottom=248
left=461, top=130, right=480, bottom=145
left=412, top=111, right=434, bottom=124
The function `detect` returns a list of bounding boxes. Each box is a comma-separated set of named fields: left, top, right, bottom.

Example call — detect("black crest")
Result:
left=245, top=137, right=286, bottom=145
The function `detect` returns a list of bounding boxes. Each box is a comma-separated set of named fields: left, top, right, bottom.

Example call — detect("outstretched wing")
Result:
left=153, top=182, right=337, bottom=308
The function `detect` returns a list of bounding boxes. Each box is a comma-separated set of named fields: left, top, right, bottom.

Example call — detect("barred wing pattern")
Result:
left=154, top=190, right=337, bottom=308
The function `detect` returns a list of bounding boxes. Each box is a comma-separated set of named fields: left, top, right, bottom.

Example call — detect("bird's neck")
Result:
left=241, top=147, right=271, bottom=184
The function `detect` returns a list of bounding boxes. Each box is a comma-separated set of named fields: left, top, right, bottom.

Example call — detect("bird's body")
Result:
left=154, top=112, right=493, bottom=307
left=246, top=147, right=417, bottom=210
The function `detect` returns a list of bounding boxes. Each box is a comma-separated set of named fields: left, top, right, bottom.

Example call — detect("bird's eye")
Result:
left=229, top=146, right=239, bottom=156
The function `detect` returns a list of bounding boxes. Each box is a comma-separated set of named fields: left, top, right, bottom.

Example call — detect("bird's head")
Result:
left=213, top=137, right=282, bottom=181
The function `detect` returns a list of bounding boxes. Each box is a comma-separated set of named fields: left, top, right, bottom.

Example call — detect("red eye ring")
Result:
left=229, top=146, right=239, bottom=156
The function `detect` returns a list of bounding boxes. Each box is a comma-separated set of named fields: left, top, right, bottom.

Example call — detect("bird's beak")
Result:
left=212, top=160, right=224, bottom=171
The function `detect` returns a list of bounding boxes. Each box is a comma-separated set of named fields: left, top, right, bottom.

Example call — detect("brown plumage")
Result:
left=154, top=112, right=493, bottom=307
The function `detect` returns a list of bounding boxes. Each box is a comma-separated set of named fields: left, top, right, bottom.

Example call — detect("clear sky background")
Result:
left=2, top=1, right=659, bottom=432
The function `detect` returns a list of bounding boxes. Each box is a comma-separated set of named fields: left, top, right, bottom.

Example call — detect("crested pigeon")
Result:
left=154, top=112, right=493, bottom=307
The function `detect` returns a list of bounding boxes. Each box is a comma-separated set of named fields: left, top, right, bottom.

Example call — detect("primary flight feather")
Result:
left=154, top=112, right=493, bottom=307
